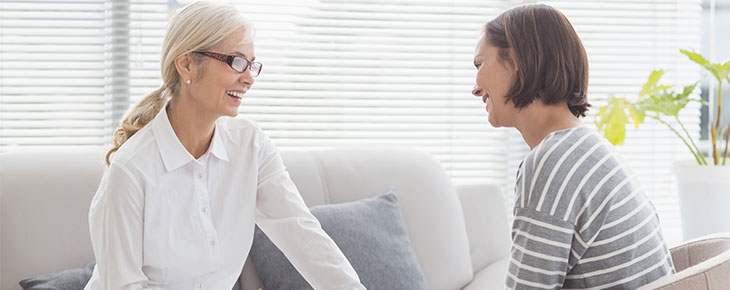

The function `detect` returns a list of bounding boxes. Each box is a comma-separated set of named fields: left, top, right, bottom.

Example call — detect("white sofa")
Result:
left=0, top=148, right=510, bottom=290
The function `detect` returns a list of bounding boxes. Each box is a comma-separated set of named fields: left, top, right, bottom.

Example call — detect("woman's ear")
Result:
left=174, top=53, right=195, bottom=82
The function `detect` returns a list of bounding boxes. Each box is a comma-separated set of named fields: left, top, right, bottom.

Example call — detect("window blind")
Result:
left=0, top=0, right=702, bottom=245
left=0, top=0, right=108, bottom=148
left=124, top=0, right=529, bottom=208
left=235, top=0, right=525, bottom=186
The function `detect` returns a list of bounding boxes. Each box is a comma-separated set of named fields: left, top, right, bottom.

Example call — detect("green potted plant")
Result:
left=595, top=49, right=730, bottom=240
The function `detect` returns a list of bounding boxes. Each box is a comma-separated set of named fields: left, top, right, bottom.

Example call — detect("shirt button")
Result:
left=210, top=240, right=216, bottom=246
left=198, top=173, right=204, bottom=179
left=199, top=282, right=204, bottom=289
left=202, top=207, right=208, bottom=213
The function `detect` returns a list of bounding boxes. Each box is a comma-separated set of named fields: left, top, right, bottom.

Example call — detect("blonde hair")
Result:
left=105, top=1, right=254, bottom=165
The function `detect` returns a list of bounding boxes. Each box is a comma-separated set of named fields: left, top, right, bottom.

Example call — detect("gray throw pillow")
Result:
left=250, top=192, right=428, bottom=290
left=19, top=262, right=95, bottom=290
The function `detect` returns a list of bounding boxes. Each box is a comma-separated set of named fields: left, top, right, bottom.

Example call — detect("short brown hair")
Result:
left=485, top=3, right=590, bottom=117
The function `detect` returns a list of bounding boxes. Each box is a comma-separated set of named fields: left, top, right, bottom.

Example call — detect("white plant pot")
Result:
left=674, top=160, right=730, bottom=241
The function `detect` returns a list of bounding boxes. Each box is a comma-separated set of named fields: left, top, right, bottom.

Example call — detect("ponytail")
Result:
left=105, top=87, right=168, bottom=165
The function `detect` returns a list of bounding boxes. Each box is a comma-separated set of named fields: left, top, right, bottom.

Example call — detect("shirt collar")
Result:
left=151, top=103, right=230, bottom=172
left=209, top=120, right=230, bottom=162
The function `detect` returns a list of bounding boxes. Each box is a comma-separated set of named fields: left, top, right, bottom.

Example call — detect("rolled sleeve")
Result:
left=253, top=131, right=366, bottom=290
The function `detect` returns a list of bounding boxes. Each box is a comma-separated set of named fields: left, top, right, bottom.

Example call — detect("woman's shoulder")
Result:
left=112, top=125, right=157, bottom=165
left=521, top=126, right=626, bottom=182
left=531, top=127, right=612, bottom=157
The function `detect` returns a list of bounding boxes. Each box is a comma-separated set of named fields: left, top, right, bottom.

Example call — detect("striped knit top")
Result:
left=507, top=126, right=675, bottom=290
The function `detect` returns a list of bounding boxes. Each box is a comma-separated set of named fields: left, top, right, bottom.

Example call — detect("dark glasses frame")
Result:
left=192, top=51, right=262, bottom=77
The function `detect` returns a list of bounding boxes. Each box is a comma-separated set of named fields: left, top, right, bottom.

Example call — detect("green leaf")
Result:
left=595, top=97, right=630, bottom=145
left=680, top=49, right=709, bottom=66
left=632, top=82, right=697, bottom=118
left=627, top=103, right=646, bottom=128
left=681, top=49, right=730, bottom=82
left=709, top=61, right=730, bottom=81
left=647, top=91, right=686, bottom=117
left=639, top=70, right=672, bottom=97
left=681, top=82, right=698, bottom=96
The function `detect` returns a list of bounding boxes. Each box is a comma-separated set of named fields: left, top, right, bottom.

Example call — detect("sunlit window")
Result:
left=0, top=0, right=705, bottom=245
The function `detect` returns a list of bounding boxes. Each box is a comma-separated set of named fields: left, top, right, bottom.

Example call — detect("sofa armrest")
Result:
left=455, top=183, right=511, bottom=273
left=637, top=237, right=730, bottom=290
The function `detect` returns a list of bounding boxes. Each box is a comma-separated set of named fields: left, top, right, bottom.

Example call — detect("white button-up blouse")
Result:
left=84, top=106, right=365, bottom=290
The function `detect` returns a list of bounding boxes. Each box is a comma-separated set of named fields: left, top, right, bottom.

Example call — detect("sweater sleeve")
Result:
left=507, top=208, right=577, bottom=290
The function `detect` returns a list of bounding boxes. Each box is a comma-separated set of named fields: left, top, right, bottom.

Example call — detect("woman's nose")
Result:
left=239, top=70, right=255, bottom=86
left=472, top=85, right=483, bottom=97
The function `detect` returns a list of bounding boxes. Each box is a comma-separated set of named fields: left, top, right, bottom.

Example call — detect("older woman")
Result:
left=471, top=4, right=674, bottom=289
left=84, top=2, right=365, bottom=289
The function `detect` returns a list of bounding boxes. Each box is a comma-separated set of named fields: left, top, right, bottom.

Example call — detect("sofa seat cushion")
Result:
left=250, top=192, right=428, bottom=290
left=460, top=256, right=509, bottom=290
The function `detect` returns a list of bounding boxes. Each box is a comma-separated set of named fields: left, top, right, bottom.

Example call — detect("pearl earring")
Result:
left=185, top=79, right=191, bottom=85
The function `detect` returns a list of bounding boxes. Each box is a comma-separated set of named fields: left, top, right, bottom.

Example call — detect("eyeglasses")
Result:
left=192, top=51, right=262, bottom=77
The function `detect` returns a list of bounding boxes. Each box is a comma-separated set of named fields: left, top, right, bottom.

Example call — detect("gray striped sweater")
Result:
left=507, top=127, right=674, bottom=290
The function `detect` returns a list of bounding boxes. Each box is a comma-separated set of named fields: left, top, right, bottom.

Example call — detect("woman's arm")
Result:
left=253, top=132, right=366, bottom=290
left=87, top=164, right=158, bottom=290
left=508, top=207, right=576, bottom=290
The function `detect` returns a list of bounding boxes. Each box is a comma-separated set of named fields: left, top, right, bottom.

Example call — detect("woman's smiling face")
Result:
left=472, top=39, right=519, bottom=128
left=186, top=28, right=256, bottom=119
